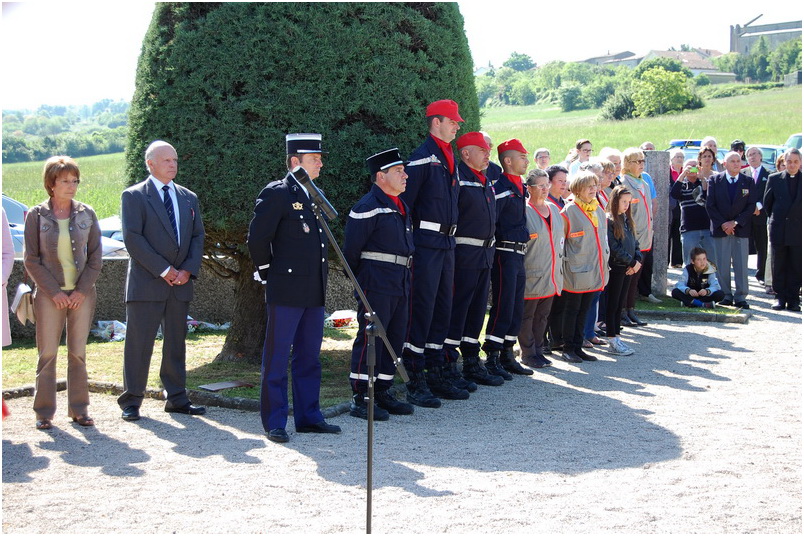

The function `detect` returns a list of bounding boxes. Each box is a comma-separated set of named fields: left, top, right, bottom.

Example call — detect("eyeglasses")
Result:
left=629, top=159, right=645, bottom=164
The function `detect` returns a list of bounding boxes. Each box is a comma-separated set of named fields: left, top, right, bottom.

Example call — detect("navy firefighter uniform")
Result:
left=344, top=181, right=415, bottom=396
left=444, top=133, right=498, bottom=385
left=483, top=139, right=532, bottom=377
left=400, top=128, right=460, bottom=373
left=246, top=133, right=333, bottom=437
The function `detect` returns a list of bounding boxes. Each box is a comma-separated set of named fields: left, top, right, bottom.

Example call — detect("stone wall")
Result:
left=5, top=258, right=358, bottom=340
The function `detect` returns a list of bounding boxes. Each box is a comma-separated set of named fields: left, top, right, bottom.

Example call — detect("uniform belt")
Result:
left=360, top=251, right=413, bottom=268
left=455, top=236, right=495, bottom=248
left=416, top=220, right=457, bottom=236
left=496, top=241, right=526, bottom=254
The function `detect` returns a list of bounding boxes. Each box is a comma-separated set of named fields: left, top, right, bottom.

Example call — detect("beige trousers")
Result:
left=33, top=287, right=96, bottom=420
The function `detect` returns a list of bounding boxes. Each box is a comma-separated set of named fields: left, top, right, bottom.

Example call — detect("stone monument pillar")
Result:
left=644, top=150, right=669, bottom=297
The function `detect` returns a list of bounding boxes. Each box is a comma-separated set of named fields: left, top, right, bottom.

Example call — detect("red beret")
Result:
left=456, top=132, right=490, bottom=150
left=425, top=99, right=464, bottom=122
left=497, top=138, right=528, bottom=156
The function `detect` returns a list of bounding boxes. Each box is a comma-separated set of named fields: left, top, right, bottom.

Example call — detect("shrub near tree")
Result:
left=126, top=2, right=480, bottom=364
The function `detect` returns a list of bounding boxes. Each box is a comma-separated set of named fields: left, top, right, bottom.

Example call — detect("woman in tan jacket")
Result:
left=24, top=156, right=102, bottom=430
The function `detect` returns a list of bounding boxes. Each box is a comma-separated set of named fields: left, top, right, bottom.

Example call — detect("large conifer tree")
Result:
left=126, top=2, right=479, bottom=363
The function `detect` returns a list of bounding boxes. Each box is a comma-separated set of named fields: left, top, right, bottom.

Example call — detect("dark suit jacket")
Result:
left=247, top=173, right=328, bottom=308
left=121, top=177, right=205, bottom=302
left=751, top=166, right=770, bottom=222
left=705, top=171, right=756, bottom=238
left=763, top=170, right=802, bottom=247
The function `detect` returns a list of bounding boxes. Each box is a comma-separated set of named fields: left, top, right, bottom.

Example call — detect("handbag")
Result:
left=11, top=282, right=35, bottom=325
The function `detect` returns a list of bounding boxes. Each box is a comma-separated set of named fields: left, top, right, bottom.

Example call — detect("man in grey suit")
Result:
left=117, top=140, right=206, bottom=421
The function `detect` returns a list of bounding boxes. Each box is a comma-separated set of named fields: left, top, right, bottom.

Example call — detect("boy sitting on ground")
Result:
left=671, top=247, right=725, bottom=308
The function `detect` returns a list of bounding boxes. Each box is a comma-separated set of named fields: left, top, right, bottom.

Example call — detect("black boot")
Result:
left=484, top=350, right=513, bottom=381
left=375, top=390, right=414, bottom=415
left=462, top=354, right=504, bottom=386
left=406, top=371, right=441, bottom=408
left=500, top=347, right=534, bottom=375
left=349, top=393, right=390, bottom=421
left=426, top=366, right=470, bottom=400
left=445, top=361, right=477, bottom=392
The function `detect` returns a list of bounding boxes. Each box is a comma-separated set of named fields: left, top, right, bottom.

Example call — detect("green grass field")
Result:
left=3, top=87, right=800, bottom=221
left=2, top=153, right=128, bottom=220
left=481, top=86, right=802, bottom=162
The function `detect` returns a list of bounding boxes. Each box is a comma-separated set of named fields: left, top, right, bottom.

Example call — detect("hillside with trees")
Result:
left=2, top=100, right=129, bottom=163
left=477, top=38, right=801, bottom=119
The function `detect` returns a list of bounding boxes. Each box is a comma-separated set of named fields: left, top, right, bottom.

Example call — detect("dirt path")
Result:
left=2, top=281, right=801, bottom=533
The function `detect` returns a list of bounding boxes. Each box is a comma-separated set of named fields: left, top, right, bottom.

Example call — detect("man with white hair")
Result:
left=705, top=151, right=757, bottom=309
left=118, top=140, right=206, bottom=422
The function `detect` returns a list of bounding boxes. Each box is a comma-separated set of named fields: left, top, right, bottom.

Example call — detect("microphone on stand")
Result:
left=291, top=166, right=338, bottom=221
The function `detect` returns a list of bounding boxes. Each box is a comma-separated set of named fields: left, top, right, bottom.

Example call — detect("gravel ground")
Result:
left=2, top=277, right=801, bottom=534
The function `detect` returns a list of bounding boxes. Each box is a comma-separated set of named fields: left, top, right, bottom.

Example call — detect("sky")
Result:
left=0, top=1, right=798, bottom=110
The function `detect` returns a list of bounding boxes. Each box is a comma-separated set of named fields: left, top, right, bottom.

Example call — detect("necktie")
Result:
left=162, top=185, right=178, bottom=242
left=753, top=168, right=759, bottom=182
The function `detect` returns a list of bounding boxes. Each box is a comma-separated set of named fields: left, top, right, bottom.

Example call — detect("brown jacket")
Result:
left=23, top=199, right=102, bottom=298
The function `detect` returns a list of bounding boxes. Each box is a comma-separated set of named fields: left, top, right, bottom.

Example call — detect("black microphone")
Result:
left=291, top=166, right=338, bottom=221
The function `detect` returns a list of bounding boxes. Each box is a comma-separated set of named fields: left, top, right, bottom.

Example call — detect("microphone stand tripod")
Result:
left=308, top=203, right=409, bottom=535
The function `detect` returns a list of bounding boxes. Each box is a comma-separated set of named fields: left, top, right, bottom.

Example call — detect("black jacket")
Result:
left=607, top=214, right=642, bottom=268
left=247, top=173, right=328, bottom=307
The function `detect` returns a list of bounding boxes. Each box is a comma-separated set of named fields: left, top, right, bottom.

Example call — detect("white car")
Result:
left=2, top=194, right=28, bottom=225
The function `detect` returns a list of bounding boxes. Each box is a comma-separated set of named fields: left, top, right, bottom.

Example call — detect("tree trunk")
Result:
left=213, top=254, right=266, bottom=364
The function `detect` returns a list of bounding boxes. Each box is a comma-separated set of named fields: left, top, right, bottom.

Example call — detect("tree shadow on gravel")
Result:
left=30, top=425, right=149, bottom=477
left=2, top=439, right=50, bottom=482
left=258, top=376, right=684, bottom=498
left=136, top=412, right=264, bottom=464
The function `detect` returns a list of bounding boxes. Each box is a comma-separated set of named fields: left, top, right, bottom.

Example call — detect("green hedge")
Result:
left=126, top=2, right=480, bottom=254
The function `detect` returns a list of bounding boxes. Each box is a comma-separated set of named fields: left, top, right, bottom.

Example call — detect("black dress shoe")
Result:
left=165, top=402, right=206, bottom=415
left=787, top=304, right=801, bottom=312
left=267, top=428, right=289, bottom=443
left=296, top=421, right=341, bottom=434
left=556, top=351, right=583, bottom=364
left=121, top=406, right=140, bottom=421
left=627, top=310, right=647, bottom=326
left=575, top=348, right=598, bottom=361
left=771, top=302, right=785, bottom=311
left=734, top=301, right=750, bottom=309
left=719, top=299, right=734, bottom=307
left=522, top=354, right=552, bottom=368
left=620, top=312, right=635, bottom=327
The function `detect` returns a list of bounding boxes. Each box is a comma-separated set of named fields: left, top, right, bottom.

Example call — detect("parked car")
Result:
left=667, top=140, right=785, bottom=172
left=785, top=133, right=802, bottom=150
left=747, top=144, right=787, bottom=172
left=666, top=139, right=727, bottom=165
left=2, top=194, right=28, bottom=225
left=99, top=215, right=124, bottom=242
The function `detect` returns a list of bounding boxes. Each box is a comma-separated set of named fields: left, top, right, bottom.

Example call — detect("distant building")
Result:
left=642, top=49, right=736, bottom=83
left=581, top=51, right=635, bottom=65
left=581, top=48, right=736, bottom=83
left=730, top=16, right=802, bottom=55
